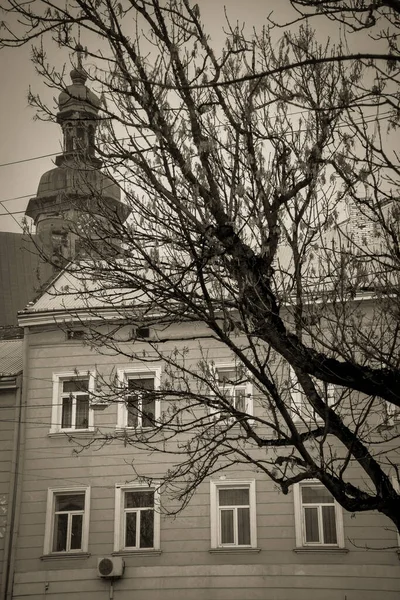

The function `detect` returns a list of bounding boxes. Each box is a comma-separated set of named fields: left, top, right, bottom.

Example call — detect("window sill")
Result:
left=209, top=547, right=261, bottom=554
left=48, top=430, right=95, bottom=438
left=112, top=549, right=162, bottom=557
left=293, top=547, right=348, bottom=554
left=115, top=427, right=158, bottom=433
left=41, top=552, right=90, bottom=561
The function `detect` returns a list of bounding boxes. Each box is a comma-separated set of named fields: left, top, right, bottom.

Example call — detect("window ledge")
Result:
left=41, top=552, right=90, bottom=561
left=112, top=550, right=162, bottom=557
left=48, top=430, right=95, bottom=438
left=114, top=427, right=158, bottom=433
left=209, top=547, right=261, bottom=554
left=293, top=547, right=348, bottom=554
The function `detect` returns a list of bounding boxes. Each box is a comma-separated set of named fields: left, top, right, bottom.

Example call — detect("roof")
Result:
left=0, top=339, right=23, bottom=376
left=0, top=232, right=43, bottom=327
left=18, top=262, right=143, bottom=323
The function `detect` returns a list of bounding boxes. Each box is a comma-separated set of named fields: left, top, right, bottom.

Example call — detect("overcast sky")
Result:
left=0, top=0, right=360, bottom=233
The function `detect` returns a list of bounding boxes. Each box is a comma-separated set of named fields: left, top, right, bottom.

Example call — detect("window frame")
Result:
left=212, top=363, right=253, bottom=420
left=116, top=367, right=161, bottom=430
left=386, top=401, right=400, bottom=425
left=50, top=371, right=95, bottom=434
left=43, top=486, right=91, bottom=555
left=114, top=483, right=161, bottom=552
left=392, top=476, right=400, bottom=547
left=294, top=480, right=345, bottom=548
left=210, top=479, right=257, bottom=549
left=290, top=367, right=335, bottom=424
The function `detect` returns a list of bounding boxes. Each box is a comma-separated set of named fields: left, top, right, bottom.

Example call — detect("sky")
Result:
left=0, top=0, right=364, bottom=234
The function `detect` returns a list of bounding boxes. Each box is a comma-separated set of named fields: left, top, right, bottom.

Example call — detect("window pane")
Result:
left=53, top=513, right=68, bottom=551
left=237, top=507, right=250, bottom=545
left=61, top=396, right=72, bottom=428
left=125, top=512, right=137, bottom=547
left=218, top=369, right=237, bottom=384
left=219, top=488, right=249, bottom=506
left=322, top=505, right=337, bottom=544
left=235, top=388, right=247, bottom=412
left=128, top=378, right=154, bottom=391
left=304, top=507, right=320, bottom=542
left=142, top=397, right=156, bottom=428
left=127, top=397, right=139, bottom=427
left=76, top=395, right=89, bottom=428
left=140, top=509, right=154, bottom=548
left=56, top=494, right=85, bottom=511
left=125, top=491, right=154, bottom=509
left=302, top=486, right=333, bottom=504
left=220, top=509, right=234, bottom=544
left=63, top=379, right=89, bottom=393
left=70, top=513, right=83, bottom=550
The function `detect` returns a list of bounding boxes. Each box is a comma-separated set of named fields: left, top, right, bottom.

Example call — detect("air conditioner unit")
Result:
left=97, top=556, right=125, bottom=579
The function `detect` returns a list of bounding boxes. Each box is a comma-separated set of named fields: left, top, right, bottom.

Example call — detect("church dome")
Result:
left=36, top=164, right=121, bottom=204
left=58, top=66, right=101, bottom=119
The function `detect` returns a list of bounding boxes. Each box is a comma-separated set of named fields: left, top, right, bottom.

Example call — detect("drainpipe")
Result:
left=4, top=328, right=29, bottom=600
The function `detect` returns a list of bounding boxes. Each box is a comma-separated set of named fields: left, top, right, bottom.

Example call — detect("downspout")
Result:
left=4, top=328, right=29, bottom=600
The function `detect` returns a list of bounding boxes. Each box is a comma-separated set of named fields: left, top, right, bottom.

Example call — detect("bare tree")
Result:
left=2, top=0, right=400, bottom=531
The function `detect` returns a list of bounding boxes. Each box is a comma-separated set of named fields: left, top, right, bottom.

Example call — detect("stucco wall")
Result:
left=11, top=323, right=400, bottom=599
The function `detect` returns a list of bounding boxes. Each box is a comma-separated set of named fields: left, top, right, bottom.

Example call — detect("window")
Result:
left=114, top=484, right=160, bottom=551
left=392, top=476, right=400, bottom=547
left=210, top=480, right=257, bottom=548
left=385, top=401, right=400, bottom=425
left=117, top=368, right=161, bottom=429
left=43, top=487, right=90, bottom=554
left=290, top=367, right=335, bottom=424
left=294, top=481, right=344, bottom=548
left=66, top=329, right=86, bottom=341
left=50, top=372, right=95, bottom=434
left=212, top=365, right=253, bottom=420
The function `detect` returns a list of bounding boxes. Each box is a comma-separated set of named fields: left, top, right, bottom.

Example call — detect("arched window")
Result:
left=73, top=126, right=86, bottom=151
left=88, top=124, right=95, bottom=154
left=64, top=123, right=74, bottom=153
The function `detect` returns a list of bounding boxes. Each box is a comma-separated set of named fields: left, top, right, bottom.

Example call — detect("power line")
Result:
left=0, top=151, right=59, bottom=169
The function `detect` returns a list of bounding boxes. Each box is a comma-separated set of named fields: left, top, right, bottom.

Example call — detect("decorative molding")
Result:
left=41, top=552, right=91, bottom=561
left=293, top=547, right=349, bottom=554
left=209, top=548, right=261, bottom=554
left=112, top=550, right=162, bottom=557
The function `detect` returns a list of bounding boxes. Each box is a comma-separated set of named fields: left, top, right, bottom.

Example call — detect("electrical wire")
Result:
left=0, top=108, right=394, bottom=216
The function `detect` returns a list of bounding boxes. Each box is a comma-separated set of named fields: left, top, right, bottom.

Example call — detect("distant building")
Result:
left=0, top=339, right=23, bottom=600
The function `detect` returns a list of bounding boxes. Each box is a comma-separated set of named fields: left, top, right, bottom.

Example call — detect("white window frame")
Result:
left=43, top=486, right=91, bottom=555
left=392, top=476, right=400, bottom=547
left=50, top=371, right=95, bottom=434
left=114, top=483, right=161, bottom=551
left=386, top=401, right=400, bottom=425
left=117, top=367, right=161, bottom=429
left=211, top=363, right=253, bottom=420
left=210, top=479, right=257, bottom=549
left=294, top=480, right=345, bottom=548
left=290, top=367, right=335, bottom=424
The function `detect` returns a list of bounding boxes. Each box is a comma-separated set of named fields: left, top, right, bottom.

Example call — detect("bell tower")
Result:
left=25, top=46, right=129, bottom=268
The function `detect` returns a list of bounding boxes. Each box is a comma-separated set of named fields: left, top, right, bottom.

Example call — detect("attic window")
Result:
left=66, top=330, right=86, bottom=341
left=135, top=327, right=151, bottom=339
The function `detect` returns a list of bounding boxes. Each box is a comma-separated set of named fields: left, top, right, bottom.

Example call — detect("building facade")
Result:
left=1, top=55, right=400, bottom=600
left=7, top=278, right=400, bottom=600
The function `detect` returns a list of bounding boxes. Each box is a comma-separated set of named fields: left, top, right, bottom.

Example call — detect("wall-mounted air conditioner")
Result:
left=97, top=556, right=125, bottom=578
